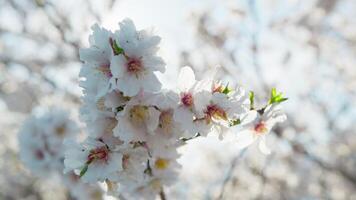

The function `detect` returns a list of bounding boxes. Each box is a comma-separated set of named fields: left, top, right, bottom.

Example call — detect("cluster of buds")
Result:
left=63, top=19, right=287, bottom=199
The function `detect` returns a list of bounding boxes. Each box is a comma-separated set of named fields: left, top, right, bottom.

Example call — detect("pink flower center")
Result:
left=205, top=104, right=227, bottom=123
left=254, top=122, right=267, bottom=134
left=87, top=146, right=109, bottom=164
left=181, top=93, right=193, bottom=107
left=127, top=58, right=142, bottom=74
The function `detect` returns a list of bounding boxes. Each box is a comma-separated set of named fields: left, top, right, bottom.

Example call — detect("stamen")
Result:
left=254, top=121, right=267, bottom=134
left=127, top=58, right=142, bottom=74
left=87, top=146, right=109, bottom=164
left=129, top=105, right=148, bottom=125
left=205, top=104, right=228, bottom=123
left=181, top=93, right=193, bottom=107
left=159, top=110, right=173, bottom=133
left=55, top=125, right=66, bottom=137
left=154, top=158, right=169, bottom=170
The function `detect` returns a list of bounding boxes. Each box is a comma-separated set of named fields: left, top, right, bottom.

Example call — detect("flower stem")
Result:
left=159, top=188, right=166, bottom=200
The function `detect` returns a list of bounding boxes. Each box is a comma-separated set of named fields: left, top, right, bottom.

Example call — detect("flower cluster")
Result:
left=64, top=19, right=287, bottom=199
left=18, top=107, right=103, bottom=200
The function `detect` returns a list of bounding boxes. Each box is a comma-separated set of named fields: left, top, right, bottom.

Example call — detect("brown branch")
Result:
left=159, top=187, right=166, bottom=200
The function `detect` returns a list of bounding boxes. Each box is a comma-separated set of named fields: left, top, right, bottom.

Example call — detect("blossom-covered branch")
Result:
left=61, top=19, right=287, bottom=199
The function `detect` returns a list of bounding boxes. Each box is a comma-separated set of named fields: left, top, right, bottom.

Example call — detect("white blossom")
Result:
left=79, top=24, right=115, bottom=97
left=18, top=108, right=78, bottom=177
left=234, top=104, right=287, bottom=154
left=113, top=94, right=160, bottom=143
left=63, top=18, right=288, bottom=199
left=63, top=137, right=123, bottom=183
left=110, top=19, right=165, bottom=96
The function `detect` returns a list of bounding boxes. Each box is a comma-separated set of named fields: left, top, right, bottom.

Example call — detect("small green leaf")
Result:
left=268, top=88, right=288, bottom=104
left=229, top=118, right=241, bottom=127
left=110, top=39, right=124, bottom=55
left=249, top=91, right=255, bottom=110
left=79, top=164, right=89, bottom=177
left=222, top=83, right=232, bottom=94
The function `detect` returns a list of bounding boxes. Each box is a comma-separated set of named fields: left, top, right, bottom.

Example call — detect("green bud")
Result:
left=110, top=39, right=124, bottom=55
left=222, top=83, right=232, bottom=95
left=79, top=164, right=89, bottom=177
left=268, top=88, right=288, bottom=104
left=249, top=91, right=255, bottom=110
left=229, top=118, right=241, bottom=127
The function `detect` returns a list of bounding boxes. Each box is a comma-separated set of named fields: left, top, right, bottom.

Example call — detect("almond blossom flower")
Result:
left=81, top=90, right=128, bottom=138
left=18, top=108, right=78, bottom=177
left=63, top=137, right=123, bottom=183
left=113, top=95, right=160, bottom=143
left=145, top=91, right=184, bottom=143
left=234, top=104, right=287, bottom=154
left=110, top=19, right=165, bottom=96
left=79, top=24, right=115, bottom=97
left=61, top=172, right=104, bottom=200
left=147, top=139, right=181, bottom=186
left=173, top=66, right=202, bottom=137
left=110, top=144, right=147, bottom=183
left=194, top=89, right=246, bottom=139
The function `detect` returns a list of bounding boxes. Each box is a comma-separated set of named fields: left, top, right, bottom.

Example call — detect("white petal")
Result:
left=178, top=66, right=196, bottom=92
left=113, top=118, right=134, bottom=142
left=110, top=55, right=126, bottom=78
left=118, top=19, right=137, bottom=41
left=142, top=55, right=166, bottom=73
left=141, top=73, right=162, bottom=93
left=258, top=136, right=271, bottom=155
left=90, top=24, right=112, bottom=48
left=235, top=130, right=256, bottom=150
left=194, top=90, right=212, bottom=116
left=146, top=107, right=160, bottom=133
left=240, top=110, right=258, bottom=127
left=79, top=48, right=108, bottom=64
left=116, top=75, right=140, bottom=97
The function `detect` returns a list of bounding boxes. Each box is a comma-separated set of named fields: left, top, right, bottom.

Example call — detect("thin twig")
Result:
left=159, top=187, right=166, bottom=200
left=217, top=148, right=247, bottom=200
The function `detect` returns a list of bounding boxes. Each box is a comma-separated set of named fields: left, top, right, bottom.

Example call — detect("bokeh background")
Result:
left=1, top=0, right=356, bottom=199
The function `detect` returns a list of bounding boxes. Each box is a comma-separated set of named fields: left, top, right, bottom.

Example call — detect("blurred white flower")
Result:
left=18, top=107, right=78, bottom=177
left=234, top=104, right=287, bottom=154
left=61, top=172, right=104, bottom=200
